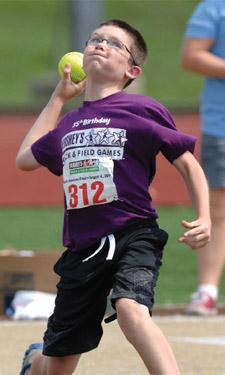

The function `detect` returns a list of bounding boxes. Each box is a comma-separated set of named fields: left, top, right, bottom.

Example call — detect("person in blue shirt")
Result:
left=181, top=0, right=225, bottom=316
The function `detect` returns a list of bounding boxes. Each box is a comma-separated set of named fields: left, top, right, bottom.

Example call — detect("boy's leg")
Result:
left=110, top=222, right=179, bottom=374
left=116, top=298, right=180, bottom=375
left=26, top=352, right=81, bottom=375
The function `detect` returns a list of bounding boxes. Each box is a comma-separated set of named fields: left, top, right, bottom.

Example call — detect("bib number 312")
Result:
left=68, top=181, right=107, bottom=209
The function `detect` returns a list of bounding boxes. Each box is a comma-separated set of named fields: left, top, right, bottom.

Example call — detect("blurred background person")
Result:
left=181, top=0, right=225, bottom=315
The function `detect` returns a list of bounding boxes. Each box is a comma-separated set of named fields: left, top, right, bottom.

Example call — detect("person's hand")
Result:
left=178, top=219, right=211, bottom=249
left=52, top=63, right=86, bottom=104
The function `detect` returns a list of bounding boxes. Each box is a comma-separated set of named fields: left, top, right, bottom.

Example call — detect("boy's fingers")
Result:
left=181, top=220, right=197, bottom=230
left=63, top=63, right=72, bottom=78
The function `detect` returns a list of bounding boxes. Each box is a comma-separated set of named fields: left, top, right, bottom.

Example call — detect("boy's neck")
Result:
left=84, top=79, right=122, bottom=102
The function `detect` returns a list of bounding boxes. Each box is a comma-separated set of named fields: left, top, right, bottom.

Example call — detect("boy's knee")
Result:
left=116, top=298, right=149, bottom=334
left=41, top=355, right=79, bottom=375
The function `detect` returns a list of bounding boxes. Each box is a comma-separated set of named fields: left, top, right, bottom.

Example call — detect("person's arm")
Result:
left=181, top=37, right=225, bottom=77
left=16, top=64, right=86, bottom=171
left=172, top=151, right=211, bottom=250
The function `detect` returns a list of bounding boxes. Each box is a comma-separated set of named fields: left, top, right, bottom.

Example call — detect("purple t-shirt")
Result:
left=32, top=91, right=196, bottom=251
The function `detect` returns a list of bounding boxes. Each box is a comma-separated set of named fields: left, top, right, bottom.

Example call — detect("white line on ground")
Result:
left=153, top=314, right=225, bottom=323
left=169, top=336, right=225, bottom=346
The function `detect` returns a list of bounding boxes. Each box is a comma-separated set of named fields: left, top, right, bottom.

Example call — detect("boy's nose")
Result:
left=96, top=39, right=108, bottom=47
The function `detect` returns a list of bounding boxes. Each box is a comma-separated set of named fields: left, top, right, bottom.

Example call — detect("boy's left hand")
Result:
left=178, top=219, right=211, bottom=249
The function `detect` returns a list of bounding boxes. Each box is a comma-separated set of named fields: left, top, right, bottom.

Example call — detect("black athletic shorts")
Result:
left=43, top=219, right=168, bottom=357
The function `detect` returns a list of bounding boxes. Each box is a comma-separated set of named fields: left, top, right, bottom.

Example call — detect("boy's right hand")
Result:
left=53, top=63, right=86, bottom=104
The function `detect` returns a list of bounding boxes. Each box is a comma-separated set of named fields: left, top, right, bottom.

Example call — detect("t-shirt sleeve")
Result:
left=145, top=102, right=197, bottom=163
left=159, top=127, right=197, bottom=163
left=185, top=1, right=219, bottom=38
left=31, top=128, right=62, bottom=176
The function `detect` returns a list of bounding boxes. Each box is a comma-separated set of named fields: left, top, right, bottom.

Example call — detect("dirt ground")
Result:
left=1, top=314, right=225, bottom=375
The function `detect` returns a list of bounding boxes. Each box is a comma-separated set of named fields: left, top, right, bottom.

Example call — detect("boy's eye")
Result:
left=91, top=37, right=102, bottom=45
left=109, top=40, right=123, bottom=49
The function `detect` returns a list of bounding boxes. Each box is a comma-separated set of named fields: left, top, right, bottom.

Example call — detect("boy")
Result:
left=17, top=20, right=210, bottom=375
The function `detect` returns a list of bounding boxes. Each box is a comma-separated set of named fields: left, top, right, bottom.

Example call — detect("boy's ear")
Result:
left=125, top=65, right=142, bottom=80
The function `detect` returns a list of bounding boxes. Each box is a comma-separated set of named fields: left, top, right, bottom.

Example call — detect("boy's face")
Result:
left=83, top=25, right=136, bottom=85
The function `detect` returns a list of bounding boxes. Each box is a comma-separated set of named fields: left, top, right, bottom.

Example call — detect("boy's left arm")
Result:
left=172, top=151, right=211, bottom=250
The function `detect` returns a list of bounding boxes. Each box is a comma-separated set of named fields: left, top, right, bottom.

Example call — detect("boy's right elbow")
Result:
left=15, top=154, right=28, bottom=170
left=15, top=152, right=40, bottom=171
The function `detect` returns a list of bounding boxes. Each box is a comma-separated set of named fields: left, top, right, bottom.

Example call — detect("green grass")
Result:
left=0, top=0, right=203, bottom=110
left=1, top=205, right=225, bottom=305
left=0, top=206, right=64, bottom=251
left=155, top=206, right=199, bottom=304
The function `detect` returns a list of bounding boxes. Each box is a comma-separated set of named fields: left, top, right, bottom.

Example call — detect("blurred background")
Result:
left=0, top=0, right=202, bottom=112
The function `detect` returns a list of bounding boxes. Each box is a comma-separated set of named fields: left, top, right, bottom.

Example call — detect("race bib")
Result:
left=63, top=155, right=118, bottom=210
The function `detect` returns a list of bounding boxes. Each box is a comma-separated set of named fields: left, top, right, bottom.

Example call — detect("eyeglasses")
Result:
left=85, top=36, right=138, bottom=66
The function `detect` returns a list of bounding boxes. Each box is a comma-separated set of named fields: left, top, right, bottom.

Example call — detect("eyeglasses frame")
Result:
left=85, top=37, right=138, bottom=66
